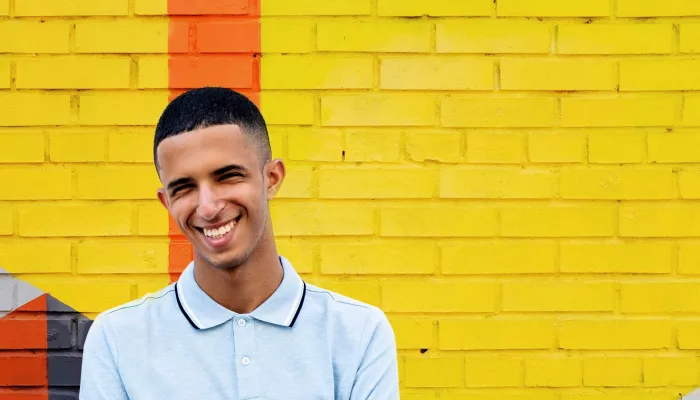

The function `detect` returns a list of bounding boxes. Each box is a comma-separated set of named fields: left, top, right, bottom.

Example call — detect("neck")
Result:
left=192, top=238, right=283, bottom=315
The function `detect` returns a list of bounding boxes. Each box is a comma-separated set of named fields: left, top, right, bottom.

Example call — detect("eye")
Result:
left=171, top=184, right=193, bottom=196
left=220, top=172, right=243, bottom=181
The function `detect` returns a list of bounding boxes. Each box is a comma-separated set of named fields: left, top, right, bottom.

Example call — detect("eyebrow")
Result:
left=166, top=164, right=248, bottom=191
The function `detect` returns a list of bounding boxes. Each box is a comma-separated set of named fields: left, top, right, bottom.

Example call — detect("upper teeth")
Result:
left=203, top=221, right=235, bottom=238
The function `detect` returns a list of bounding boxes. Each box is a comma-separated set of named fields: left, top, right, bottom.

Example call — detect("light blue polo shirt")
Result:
left=79, top=256, right=399, bottom=400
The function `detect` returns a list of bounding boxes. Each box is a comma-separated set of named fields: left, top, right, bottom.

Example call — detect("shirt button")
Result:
left=241, top=357, right=250, bottom=366
left=237, top=319, right=246, bottom=327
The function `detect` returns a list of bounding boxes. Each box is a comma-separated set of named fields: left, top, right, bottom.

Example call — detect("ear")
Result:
left=264, top=158, right=286, bottom=200
left=157, top=188, right=170, bottom=210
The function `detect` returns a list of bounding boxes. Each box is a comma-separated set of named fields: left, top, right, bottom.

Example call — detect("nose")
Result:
left=196, top=184, right=223, bottom=221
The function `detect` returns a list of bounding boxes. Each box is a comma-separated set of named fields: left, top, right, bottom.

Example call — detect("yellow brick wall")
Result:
left=261, top=0, right=700, bottom=398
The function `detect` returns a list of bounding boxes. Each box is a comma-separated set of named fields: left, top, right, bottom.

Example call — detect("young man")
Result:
left=79, top=87, right=399, bottom=399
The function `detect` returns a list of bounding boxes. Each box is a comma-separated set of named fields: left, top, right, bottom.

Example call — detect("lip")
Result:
left=194, top=216, right=240, bottom=251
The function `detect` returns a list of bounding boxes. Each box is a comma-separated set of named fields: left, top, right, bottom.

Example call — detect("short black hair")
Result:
left=153, top=87, right=270, bottom=170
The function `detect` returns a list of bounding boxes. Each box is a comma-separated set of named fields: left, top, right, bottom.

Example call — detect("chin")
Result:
left=202, top=251, right=249, bottom=270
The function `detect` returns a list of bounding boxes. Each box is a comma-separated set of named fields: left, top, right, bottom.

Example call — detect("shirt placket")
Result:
left=233, top=316, right=260, bottom=399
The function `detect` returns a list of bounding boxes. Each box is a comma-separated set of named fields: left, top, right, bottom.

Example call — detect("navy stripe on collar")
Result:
left=288, top=281, right=306, bottom=328
left=174, top=282, right=200, bottom=330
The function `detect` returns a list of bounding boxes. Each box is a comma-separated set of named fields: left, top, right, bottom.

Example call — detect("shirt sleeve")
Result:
left=79, top=315, right=130, bottom=400
left=349, top=308, right=400, bottom=400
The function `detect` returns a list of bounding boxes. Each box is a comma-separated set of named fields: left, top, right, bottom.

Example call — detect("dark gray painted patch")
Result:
left=49, top=388, right=79, bottom=400
left=77, top=318, right=93, bottom=350
left=48, top=354, right=83, bottom=386
left=47, top=316, right=74, bottom=350
left=47, top=294, right=76, bottom=313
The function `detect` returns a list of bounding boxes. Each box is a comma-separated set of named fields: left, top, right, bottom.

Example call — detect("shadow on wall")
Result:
left=0, top=269, right=91, bottom=399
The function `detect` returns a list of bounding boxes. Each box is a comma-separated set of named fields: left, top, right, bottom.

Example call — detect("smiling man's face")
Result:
left=155, top=123, right=284, bottom=270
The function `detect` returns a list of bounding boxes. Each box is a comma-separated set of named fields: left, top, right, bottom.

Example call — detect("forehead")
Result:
left=156, top=124, right=258, bottom=179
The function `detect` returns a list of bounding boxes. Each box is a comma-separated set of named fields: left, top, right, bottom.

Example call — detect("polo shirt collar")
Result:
left=174, top=256, right=306, bottom=330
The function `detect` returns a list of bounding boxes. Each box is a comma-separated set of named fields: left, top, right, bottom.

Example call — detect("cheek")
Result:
left=170, top=198, right=196, bottom=225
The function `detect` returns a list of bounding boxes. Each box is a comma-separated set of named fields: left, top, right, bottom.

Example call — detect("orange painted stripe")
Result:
left=166, top=0, right=262, bottom=282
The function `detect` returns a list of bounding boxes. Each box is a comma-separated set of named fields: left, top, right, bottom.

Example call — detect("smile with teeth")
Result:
left=201, top=220, right=236, bottom=239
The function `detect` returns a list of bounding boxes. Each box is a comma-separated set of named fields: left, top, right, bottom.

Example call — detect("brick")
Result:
left=80, top=92, right=168, bottom=126
left=287, top=128, right=342, bottom=162
left=525, top=358, right=582, bottom=387
left=589, top=131, right=646, bottom=164
left=560, top=24, right=673, bottom=54
left=49, top=355, right=82, bottom=386
left=77, top=318, right=93, bottom=350
left=47, top=317, right=73, bottom=350
left=196, top=21, right=260, bottom=53
left=77, top=242, right=168, bottom=274
left=137, top=277, right=170, bottom=298
left=109, top=129, right=153, bottom=163
left=561, top=241, right=673, bottom=274
left=167, top=0, right=248, bottom=15
left=134, top=0, right=166, bottom=14
left=649, top=132, right=700, bottom=162
left=499, top=0, right=609, bottom=16
left=0, top=355, right=46, bottom=386
left=263, top=0, right=370, bottom=15
left=29, top=280, right=131, bottom=312
left=584, top=358, right=642, bottom=387
left=621, top=59, right=700, bottom=91
left=620, top=204, right=700, bottom=237
left=322, top=94, right=436, bottom=127
left=346, top=130, right=401, bottom=163
left=680, top=170, right=700, bottom=199
left=381, top=205, right=498, bottom=237
left=263, top=55, right=372, bottom=89
left=316, top=281, right=380, bottom=307
left=0, top=167, right=71, bottom=200
left=681, top=24, right=700, bottom=53
left=465, top=357, right=522, bottom=387
left=137, top=56, right=167, bottom=88
left=502, top=205, right=615, bottom=237
left=621, top=283, right=700, bottom=313
left=320, top=241, right=436, bottom=275
left=318, top=21, right=431, bottom=53
left=528, top=132, right=587, bottom=163
left=0, top=206, right=12, bottom=235
left=0, top=318, right=46, bottom=349
left=320, top=167, right=434, bottom=199
left=0, top=21, right=69, bottom=53
left=406, top=131, right=462, bottom=163
left=559, top=168, right=677, bottom=200
left=437, top=20, right=550, bottom=54
left=501, top=59, right=616, bottom=91
left=503, top=282, right=615, bottom=312
left=441, top=167, right=555, bottom=199
left=0, top=93, right=71, bottom=126
left=75, top=20, right=168, bottom=53
left=559, top=319, right=673, bottom=349
left=16, top=0, right=127, bottom=15
left=562, top=393, right=677, bottom=400
left=276, top=166, right=313, bottom=199
left=383, top=282, right=497, bottom=312
left=466, top=132, right=524, bottom=164
left=0, top=278, right=13, bottom=310
left=561, top=96, right=677, bottom=127
left=260, top=92, right=314, bottom=125
left=0, top=132, right=44, bottom=163
left=0, top=0, right=6, bottom=15
left=0, top=59, right=9, bottom=89
left=0, top=242, right=71, bottom=273
left=167, top=55, right=254, bottom=89
left=405, top=357, right=463, bottom=388
left=50, top=131, right=106, bottom=162
left=684, top=96, right=700, bottom=126
left=76, top=166, right=160, bottom=200
left=679, top=321, right=700, bottom=349
left=276, top=239, right=313, bottom=273
left=19, top=204, right=132, bottom=237
left=618, top=0, right=700, bottom=16
left=442, top=240, right=556, bottom=274
left=272, top=203, right=374, bottom=236
left=381, top=57, right=493, bottom=90
left=379, top=0, right=491, bottom=16
left=261, top=19, right=314, bottom=53
left=440, top=319, right=555, bottom=350
left=644, top=357, right=699, bottom=386
left=443, top=97, right=555, bottom=128
left=442, top=394, right=558, bottom=400
left=389, top=318, right=434, bottom=349
left=680, top=242, right=700, bottom=274
left=137, top=202, right=168, bottom=236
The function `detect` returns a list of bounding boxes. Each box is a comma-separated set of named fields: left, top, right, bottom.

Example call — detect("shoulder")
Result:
left=304, top=283, right=391, bottom=332
left=91, top=283, right=177, bottom=335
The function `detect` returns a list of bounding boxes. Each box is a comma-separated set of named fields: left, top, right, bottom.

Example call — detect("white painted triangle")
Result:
left=684, top=389, right=700, bottom=399
left=0, top=267, right=44, bottom=319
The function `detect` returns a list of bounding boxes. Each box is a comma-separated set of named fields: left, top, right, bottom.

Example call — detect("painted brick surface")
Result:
left=1, top=0, right=700, bottom=399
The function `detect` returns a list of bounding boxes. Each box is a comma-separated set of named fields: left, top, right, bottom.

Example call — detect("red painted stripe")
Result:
left=166, top=0, right=262, bottom=282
